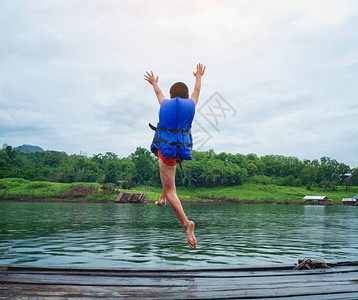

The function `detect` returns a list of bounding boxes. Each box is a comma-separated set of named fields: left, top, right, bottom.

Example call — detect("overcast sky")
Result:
left=1, top=1, right=358, bottom=167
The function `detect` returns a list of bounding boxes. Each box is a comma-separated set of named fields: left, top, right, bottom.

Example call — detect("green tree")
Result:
left=350, top=168, right=358, bottom=186
left=299, top=165, right=316, bottom=185
left=104, top=161, right=118, bottom=183
left=130, top=147, right=157, bottom=185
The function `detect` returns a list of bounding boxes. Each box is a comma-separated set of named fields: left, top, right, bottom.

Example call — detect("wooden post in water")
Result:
left=115, top=192, right=124, bottom=203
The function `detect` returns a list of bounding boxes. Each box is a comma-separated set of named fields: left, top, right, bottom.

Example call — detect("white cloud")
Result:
left=1, top=0, right=358, bottom=166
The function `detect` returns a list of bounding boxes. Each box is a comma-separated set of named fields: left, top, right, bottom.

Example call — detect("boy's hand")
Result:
left=193, top=63, right=206, bottom=77
left=191, top=63, right=205, bottom=106
left=144, top=70, right=165, bottom=104
left=144, top=71, right=159, bottom=85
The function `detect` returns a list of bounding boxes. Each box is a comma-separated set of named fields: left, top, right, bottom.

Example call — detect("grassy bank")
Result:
left=1, top=178, right=357, bottom=204
left=0, top=178, right=111, bottom=202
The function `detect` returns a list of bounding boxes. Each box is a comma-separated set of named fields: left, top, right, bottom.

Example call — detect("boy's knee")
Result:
left=162, top=189, right=176, bottom=197
left=167, top=190, right=177, bottom=198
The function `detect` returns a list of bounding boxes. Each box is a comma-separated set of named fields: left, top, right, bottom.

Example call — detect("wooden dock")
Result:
left=115, top=192, right=146, bottom=203
left=1, top=262, right=358, bottom=299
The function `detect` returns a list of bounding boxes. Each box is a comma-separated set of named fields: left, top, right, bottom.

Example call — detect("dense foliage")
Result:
left=1, top=145, right=357, bottom=189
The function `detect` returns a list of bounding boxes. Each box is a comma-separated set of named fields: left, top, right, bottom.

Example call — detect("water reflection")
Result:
left=1, top=202, right=357, bottom=269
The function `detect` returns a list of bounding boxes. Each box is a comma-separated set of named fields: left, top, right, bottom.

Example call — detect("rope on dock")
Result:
left=293, top=259, right=332, bottom=270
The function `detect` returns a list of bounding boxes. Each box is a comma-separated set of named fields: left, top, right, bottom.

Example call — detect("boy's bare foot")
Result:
left=155, top=197, right=166, bottom=207
left=185, top=221, right=197, bottom=249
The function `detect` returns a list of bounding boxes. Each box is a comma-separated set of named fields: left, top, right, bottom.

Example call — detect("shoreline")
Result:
left=0, top=198, right=341, bottom=205
left=2, top=178, right=356, bottom=205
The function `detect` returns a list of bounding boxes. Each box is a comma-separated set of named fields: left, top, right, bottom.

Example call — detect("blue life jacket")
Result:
left=150, top=97, right=195, bottom=160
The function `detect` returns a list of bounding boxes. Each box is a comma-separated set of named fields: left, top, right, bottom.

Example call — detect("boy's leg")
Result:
left=159, top=159, right=197, bottom=249
left=156, top=152, right=176, bottom=207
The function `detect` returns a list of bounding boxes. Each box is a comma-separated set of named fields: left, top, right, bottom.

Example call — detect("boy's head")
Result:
left=169, top=82, right=189, bottom=99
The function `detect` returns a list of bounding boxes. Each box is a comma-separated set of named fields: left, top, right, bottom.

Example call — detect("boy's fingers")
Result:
left=145, top=71, right=155, bottom=77
left=193, top=63, right=205, bottom=76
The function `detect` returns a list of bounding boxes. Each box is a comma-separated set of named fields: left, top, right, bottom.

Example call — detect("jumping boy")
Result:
left=144, top=63, right=205, bottom=249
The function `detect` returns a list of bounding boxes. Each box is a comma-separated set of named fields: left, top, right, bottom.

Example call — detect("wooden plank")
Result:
left=1, top=282, right=358, bottom=299
left=2, top=268, right=358, bottom=286
left=3, top=266, right=358, bottom=283
left=5, top=260, right=356, bottom=272
left=3, top=264, right=358, bottom=278
left=115, top=192, right=124, bottom=202
left=2, top=270, right=358, bottom=289
left=127, top=192, right=134, bottom=201
left=137, top=192, right=144, bottom=202
left=1, top=264, right=358, bottom=299
left=285, top=293, right=358, bottom=300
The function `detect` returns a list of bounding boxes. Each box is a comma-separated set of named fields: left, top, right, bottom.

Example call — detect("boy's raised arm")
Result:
left=191, top=63, right=206, bottom=106
left=144, top=71, right=165, bottom=104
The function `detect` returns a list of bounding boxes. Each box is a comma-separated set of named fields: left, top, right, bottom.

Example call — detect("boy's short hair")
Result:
left=170, top=82, right=189, bottom=99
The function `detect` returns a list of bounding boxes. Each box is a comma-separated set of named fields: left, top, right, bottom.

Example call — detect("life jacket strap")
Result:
left=152, top=137, right=192, bottom=148
left=176, top=147, right=198, bottom=182
left=149, top=123, right=166, bottom=132
left=169, top=129, right=191, bottom=133
left=171, top=141, right=193, bottom=147
left=153, top=137, right=167, bottom=143
left=149, top=123, right=190, bottom=134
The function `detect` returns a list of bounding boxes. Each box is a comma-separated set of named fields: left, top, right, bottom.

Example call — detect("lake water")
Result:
left=1, top=202, right=357, bottom=269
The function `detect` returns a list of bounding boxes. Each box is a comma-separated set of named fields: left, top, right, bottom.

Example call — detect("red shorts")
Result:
left=158, top=150, right=182, bottom=166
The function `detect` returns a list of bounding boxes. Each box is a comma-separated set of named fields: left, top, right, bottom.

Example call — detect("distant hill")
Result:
left=14, top=144, right=45, bottom=153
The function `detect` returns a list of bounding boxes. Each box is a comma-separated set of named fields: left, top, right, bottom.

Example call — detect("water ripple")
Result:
left=1, top=202, right=357, bottom=268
